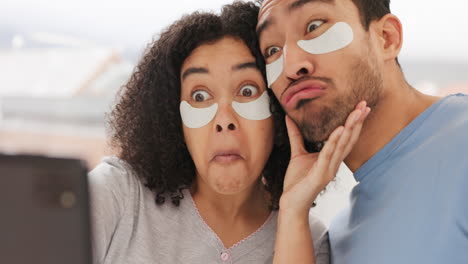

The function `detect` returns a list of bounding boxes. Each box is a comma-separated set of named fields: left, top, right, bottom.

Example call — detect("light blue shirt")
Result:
left=330, top=94, right=468, bottom=264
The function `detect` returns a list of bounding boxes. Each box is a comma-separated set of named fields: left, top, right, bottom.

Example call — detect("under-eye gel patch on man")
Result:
left=180, top=91, right=272, bottom=128
left=180, top=101, right=218, bottom=128
left=266, top=55, right=284, bottom=88
left=297, top=22, right=354, bottom=55
left=231, top=91, right=272, bottom=121
left=265, top=22, right=354, bottom=87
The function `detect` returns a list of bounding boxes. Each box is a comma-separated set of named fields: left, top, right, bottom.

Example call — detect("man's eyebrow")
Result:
left=256, top=18, right=273, bottom=41
left=288, top=0, right=334, bottom=12
left=232, top=62, right=258, bottom=71
left=181, top=67, right=209, bottom=81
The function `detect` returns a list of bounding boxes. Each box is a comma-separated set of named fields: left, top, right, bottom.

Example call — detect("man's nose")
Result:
left=283, top=42, right=315, bottom=81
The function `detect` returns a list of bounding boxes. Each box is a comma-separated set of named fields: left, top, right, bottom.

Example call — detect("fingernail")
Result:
left=360, top=108, right=370, bottom=121
left=366, top=107, right=371, bottom=116
left=354, top=110, right=362, bottom=122
left=362, top=101, right=367, bottom=111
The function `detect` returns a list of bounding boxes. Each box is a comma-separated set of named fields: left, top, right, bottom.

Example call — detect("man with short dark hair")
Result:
left=256, top=0, right=468, bottom=263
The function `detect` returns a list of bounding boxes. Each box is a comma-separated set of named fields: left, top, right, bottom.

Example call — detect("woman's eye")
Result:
left=192, top=90, right=211, bottom=102
left=307, top=20, right=324, bottom=33
left=239, top=85, right=259, bottom=97
left=266, top=46, right=281, bottom=58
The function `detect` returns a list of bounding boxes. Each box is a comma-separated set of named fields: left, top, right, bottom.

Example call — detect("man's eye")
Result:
left=307, top=20, right=324, bottom=33
left=239, top=85, right=258, bottom=97
left=265, top=46, right=281, bottom=58
left=192, top=90, right=211, bottom=102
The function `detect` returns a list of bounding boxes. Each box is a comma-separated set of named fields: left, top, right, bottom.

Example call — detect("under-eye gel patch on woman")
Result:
left=180, top=91, right=272, bottom=128
left=180, top=102, right=219, bottom=129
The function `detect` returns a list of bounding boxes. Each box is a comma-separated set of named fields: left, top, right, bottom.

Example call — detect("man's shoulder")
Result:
left=429, top=93, right=468, bottom=128
left=440, top=93, right=468, bottom=112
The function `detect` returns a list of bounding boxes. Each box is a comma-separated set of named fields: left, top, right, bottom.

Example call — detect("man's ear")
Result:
left=372, top=13, right=403, bottom=62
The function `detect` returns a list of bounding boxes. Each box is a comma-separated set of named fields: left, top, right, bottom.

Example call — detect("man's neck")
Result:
left=345, top=73, right=440, bottom=173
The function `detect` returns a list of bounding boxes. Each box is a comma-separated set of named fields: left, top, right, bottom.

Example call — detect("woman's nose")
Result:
left=213, top=103, right=239, bottom=133
left=216, top=123, right=236, bottom=132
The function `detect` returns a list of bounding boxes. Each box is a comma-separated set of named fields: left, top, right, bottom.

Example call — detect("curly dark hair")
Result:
left=108, top=1, right=290, bottom=210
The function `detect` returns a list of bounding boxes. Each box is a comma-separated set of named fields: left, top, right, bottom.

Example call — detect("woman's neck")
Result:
left=190, top=179, right=272, bottom=248
left=190, top=180, right=271, bottom=221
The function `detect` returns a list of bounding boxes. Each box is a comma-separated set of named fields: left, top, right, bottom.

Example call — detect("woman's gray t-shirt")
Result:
left=89, top=156, right=330, bottom=264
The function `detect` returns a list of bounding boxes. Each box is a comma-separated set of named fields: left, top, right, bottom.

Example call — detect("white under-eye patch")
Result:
left=180, top=91, right=271, bottom=128
left=265, top=22, right=353, bottom=88
left=232, top=91, right=272, bottom=121
left=297, top=22, right=354, bottom=54
left=266, top=54, right=284, bottom=88
left=180, top=101, right=218, bottom=128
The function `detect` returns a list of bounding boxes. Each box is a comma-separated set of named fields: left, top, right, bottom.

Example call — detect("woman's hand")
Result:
left=279, top=101, right=371, bottom=215
left=273, top=101, right=370, bottom=264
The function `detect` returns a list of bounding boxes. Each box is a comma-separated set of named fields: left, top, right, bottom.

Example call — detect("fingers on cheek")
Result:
left=325, top=128, right=343, bottom=156
left=358, top=107, right=371, bottom=123
left=364, top=107, right=371, bottom=120
left=334, top=126, right=345, bottom=138
left=344, top=110, right=358, bottom=128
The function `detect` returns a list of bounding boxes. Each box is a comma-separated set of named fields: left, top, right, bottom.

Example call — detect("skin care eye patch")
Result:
left=266, top=54, right=284, bottom=88
left=180, top=101, right=219, bottom=128
left=265, top=22, right=353, bottom=88
left=232, top=91, right=272, bottom=121
left=297, top=22, right=354, bottom=55
left=180, top=91, right=271, bottom=128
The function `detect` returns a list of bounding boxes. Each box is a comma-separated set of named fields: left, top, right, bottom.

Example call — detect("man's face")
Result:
left=257, top=0, right=383, bottom=143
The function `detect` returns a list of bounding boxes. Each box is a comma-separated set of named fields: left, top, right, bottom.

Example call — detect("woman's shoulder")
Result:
left=88, top=156, right=143, bottom=212
left=89, top=156, right=132, bottom=176
left=88, top=156, right=146, bottom=263
left=89, top=156, right=140, bottom=189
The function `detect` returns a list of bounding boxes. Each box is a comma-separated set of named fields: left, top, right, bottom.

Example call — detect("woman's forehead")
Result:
left=182, top=38, right=254, bottom=70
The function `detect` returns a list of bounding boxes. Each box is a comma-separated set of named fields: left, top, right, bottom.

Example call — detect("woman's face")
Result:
left=180, top=37, right=274, bottom=195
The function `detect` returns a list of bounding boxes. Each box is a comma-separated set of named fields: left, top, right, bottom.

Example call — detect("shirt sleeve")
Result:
left=315, top=233, right=331, bottom=264
left=87, top=156, right=136, bottom=264
left=308, top=212, right=330, bottom=264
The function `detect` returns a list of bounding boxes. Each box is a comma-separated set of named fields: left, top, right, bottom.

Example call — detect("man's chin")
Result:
left=302, top=125, right=330, bottom=143
left=298, top=110, right=341, bottom=144
left=288, top=96, right=349, bottom=145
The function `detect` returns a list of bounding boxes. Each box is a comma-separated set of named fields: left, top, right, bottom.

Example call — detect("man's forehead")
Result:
left=259, top=0, right=334, bottom=18
left=259, top=0, right=277, bottom=16
left=257, top=0, right=335, bottom=38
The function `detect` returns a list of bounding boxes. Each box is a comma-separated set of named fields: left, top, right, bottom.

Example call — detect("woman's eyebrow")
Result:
left=181, top=67, right=209, bottom=81
left=232, top=62, right=258, bottom=71
left=182, top=62, right=257, bottom=80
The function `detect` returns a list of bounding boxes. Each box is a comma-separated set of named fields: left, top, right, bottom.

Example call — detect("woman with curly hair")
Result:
left=88, top=2, right=367, bottom=264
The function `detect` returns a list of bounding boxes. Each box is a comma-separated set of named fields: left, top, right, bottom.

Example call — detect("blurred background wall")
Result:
left=1, top=0, right=467, bottom=225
